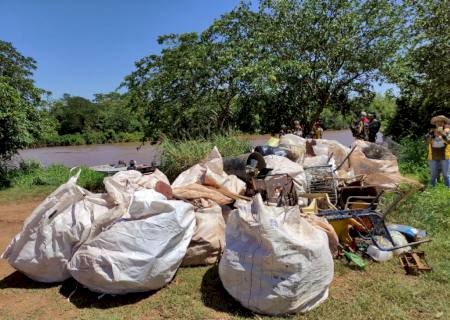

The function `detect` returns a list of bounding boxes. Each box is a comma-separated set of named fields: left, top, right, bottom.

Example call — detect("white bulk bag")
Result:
left=68, top=200, right=196, bottom=294
left=1, top=171, right=113, bottom=282
left=219, top=195, right=334, bottom=315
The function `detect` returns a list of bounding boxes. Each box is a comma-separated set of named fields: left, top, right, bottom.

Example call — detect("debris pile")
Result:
left=1, top=135, right=431, bottom=316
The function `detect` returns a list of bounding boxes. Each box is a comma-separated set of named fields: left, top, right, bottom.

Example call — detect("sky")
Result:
left=0, top=0, right=396, bottom=99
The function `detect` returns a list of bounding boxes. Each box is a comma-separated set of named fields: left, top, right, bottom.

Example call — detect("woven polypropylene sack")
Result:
left=219, top=195, right=334, bottom=315
left=68, top=199, right=196, bottom=294
left=1, top=172, right=113, bottom=282
left=182, top=205, right=225, bottom=266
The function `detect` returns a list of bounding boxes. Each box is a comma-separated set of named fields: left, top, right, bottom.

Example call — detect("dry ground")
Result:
left=0, top=196, right=448, bottom=320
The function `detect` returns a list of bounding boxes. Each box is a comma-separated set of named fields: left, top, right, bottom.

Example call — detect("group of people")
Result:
left=278, top=120, right=323, bottom=139
left=350, top=111, right=381, bottom=143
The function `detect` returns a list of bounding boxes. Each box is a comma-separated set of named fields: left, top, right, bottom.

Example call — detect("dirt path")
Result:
left=0, top=199, right=42, bottom=278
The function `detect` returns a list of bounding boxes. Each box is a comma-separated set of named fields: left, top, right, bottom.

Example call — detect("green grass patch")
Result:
left=0, top=160, right=105, bottom=204
left=160, top=133, right=252, bottom=181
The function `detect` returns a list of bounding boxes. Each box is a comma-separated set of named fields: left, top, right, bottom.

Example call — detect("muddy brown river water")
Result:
left=18, top=130, right=354, bottom=167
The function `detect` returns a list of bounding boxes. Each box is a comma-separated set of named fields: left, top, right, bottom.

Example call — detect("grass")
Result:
left=0, top=161, right=105, bottom=204
left=0, top=139, right=449, bottom=319
left=160, top=133, right=252, bottom=181
left=1, top=185, right=448, bottom=319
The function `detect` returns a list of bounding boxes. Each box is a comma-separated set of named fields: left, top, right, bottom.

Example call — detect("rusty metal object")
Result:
left=399, top=251, right=432, bottom=275
left=251, top=174, right=297, bottom=206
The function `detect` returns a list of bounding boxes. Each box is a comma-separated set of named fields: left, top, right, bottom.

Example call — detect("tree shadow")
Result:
left=59, top=278, right=157, bottom=309
left=0, top=271, right=59, bottom=289
left=200, top=265, right=254, bottom=318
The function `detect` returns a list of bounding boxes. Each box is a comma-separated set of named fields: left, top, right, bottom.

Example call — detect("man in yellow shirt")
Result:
left=427, top=115, right=450, bottom=187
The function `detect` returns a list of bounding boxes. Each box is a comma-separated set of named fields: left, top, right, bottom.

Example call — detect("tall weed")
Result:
left=160, top=133, right=251, bottom=181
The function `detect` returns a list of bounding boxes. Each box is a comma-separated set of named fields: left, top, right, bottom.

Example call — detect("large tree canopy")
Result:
left=0, top=40, right=47, bottom=162
left=386, top=0, right=450, bottom=138
left=124, top=0, right=407, bottom=140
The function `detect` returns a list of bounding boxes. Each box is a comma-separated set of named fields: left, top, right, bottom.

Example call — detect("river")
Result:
left=18, top=130, right=354, bottom=168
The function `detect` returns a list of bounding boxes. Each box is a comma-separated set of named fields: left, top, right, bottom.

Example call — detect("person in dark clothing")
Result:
left=367, top=112, right=381, bottom=142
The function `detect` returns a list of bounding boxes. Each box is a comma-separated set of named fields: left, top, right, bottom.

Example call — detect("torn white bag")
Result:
left=219, top=195, right=334, bottom=315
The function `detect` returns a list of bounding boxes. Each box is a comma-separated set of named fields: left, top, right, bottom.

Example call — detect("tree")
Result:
left=50, top=95, right=98, bottom=134
left=0, top=41, right=46, bottom=164
left=386, top=0, right=450, bottom=138
left=124, top=0, right=408, bottom=139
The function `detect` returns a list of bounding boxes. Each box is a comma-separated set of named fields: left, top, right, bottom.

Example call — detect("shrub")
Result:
left=160, top=133, right=251, bottom=181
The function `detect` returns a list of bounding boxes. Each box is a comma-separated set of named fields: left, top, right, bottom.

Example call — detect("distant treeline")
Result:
left=32, top=93, right=145, bottom=147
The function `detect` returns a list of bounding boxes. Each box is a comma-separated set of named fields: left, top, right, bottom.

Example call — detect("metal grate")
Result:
left=304, top=165, right=338, bottom=205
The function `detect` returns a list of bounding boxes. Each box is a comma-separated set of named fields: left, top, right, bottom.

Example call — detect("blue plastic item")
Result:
left=387, top=224, right=427, bottom=241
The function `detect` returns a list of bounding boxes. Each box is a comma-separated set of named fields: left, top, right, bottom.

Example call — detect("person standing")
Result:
left=313, top=120, right=324, bottom=139
left=427, top=115, right=450, bottom=187
left=367, top=112, right=381, bottom=143
left=292, top=120, right=303, bottom=137
left=350, top=111, right=369, bottom=140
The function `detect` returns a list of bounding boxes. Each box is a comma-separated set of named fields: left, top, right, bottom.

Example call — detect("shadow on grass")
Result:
left=200, top=265, right=254, bottom=318
left=0, top=271, right=58, bottom=289
left=59, top=278, right=157, bottom=309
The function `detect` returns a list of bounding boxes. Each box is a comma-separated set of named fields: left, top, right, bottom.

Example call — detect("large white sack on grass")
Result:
left=219, top=195, right=334, bottom=315
left=1, top=172, right=114, bottom=283
left=68, top=200, right=196, bottom=294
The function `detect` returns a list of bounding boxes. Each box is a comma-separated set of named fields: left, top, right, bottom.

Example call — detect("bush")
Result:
left=397, top=137, right=430, bottom=184
left=320, top=107, right=352, bottom=130
left=160, top=133, right=252, bottom=181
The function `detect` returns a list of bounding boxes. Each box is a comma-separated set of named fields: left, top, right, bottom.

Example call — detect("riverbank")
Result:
left=18, top=130, right=354, bottom=168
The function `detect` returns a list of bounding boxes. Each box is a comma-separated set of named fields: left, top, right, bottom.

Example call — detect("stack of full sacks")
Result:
left=173, top=147, right=245, bottom=266
left=219, top=194, right=334, bottom=315
left=2, top=169, right=196, bottom=295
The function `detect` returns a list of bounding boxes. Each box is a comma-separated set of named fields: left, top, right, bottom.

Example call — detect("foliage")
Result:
left=36, top=92, right=145, bottom=146
left=0, top=40, right=50, bottom=186
left=124, top=0, right=407, bottom=140
left=367, top=93, right=396, bottom=127
left=386, top=0, right=450, bottom=139
left=397, top=137, right=429, bottom=184
left=160, top=133, right=251, bottom=181
left=319, top=107, right=352, bottom=130
left=0, top=41, right=47, bottom=160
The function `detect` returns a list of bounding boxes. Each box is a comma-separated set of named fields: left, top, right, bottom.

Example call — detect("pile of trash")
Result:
left=1, top=135, right=431, bottom=316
